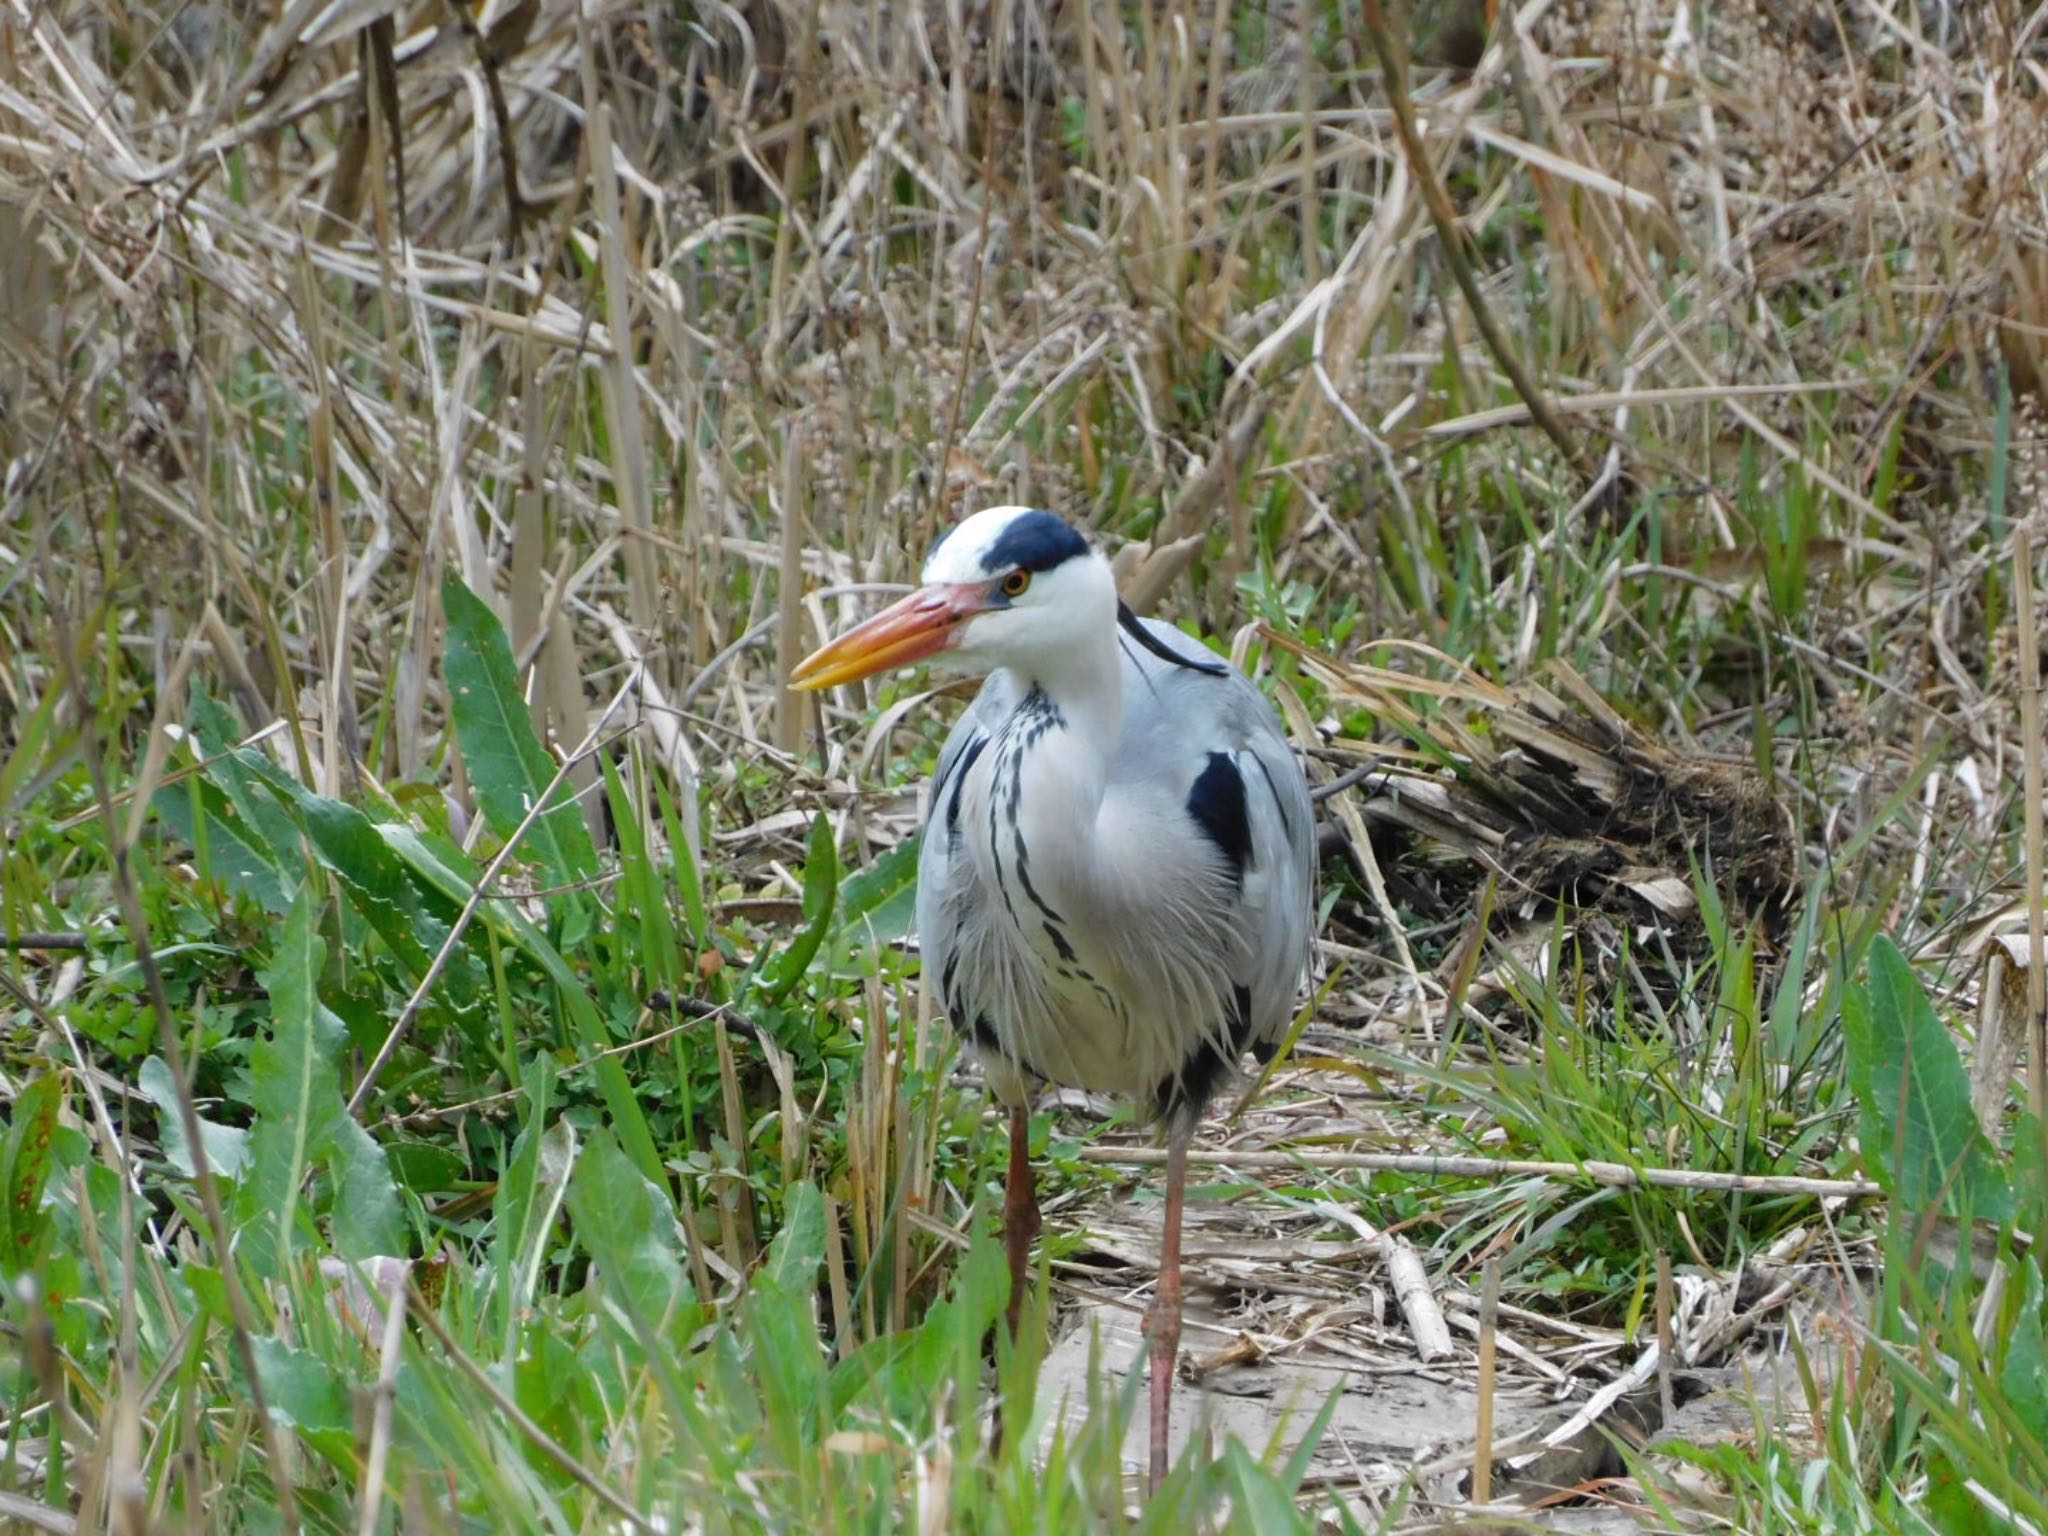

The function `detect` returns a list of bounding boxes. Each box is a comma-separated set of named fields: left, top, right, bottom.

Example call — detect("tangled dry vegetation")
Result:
left=3, top=0, right=2048, bottom=1529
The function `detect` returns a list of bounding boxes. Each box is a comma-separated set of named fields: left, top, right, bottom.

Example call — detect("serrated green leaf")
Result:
left=189, top=690, right=307, bottom=871
left=293, top=790, right=453, bottom=978
left=442, top=573, right=598, bottom=887
left=835, top=835, right=920, bottom=933
left=758, top=814, right=837, bottom=1004
left=152, top=777, right=293, bottom=914
left=241, top=892, right=405, bottom=1273
left=139, top=1056, right=252, bottom=1180
left=1844, top=938, right=2012, bottom=1224
left=222, top=745, right=468, bottom=993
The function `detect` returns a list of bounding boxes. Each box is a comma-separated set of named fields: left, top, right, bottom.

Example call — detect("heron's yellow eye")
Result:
left=1000, top=570, right=1031, bottom=599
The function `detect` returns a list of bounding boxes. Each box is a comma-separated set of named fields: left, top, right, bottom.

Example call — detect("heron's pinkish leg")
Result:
left=1145, top=1126, right=1190, bottom=1494
left=1003, top=1105, right=1041, bottom=1339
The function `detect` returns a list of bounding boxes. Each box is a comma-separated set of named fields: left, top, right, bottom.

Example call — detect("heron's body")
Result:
left=794, top=506, right=1315, bottom=1490
left=919, top=616, right=1312, bottom=1121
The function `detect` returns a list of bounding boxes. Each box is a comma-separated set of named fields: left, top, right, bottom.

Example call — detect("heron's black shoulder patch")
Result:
left=982, top=511, right=1088, bottom=575
left=1187, top=752, right=1252, bottom=888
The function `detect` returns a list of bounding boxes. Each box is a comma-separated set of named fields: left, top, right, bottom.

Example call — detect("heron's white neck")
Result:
left=985, top=623, right=1125, bottom=917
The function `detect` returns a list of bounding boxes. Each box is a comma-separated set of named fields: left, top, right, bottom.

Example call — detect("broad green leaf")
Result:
left=1925, top=1451, right=2004, bottom=1536
left=758, top=813, right=837, bottom=1004
left=762, top=1181, right=825, bottom=1295
left=746, top=1182, right=827, bottom=1459
left=1220, top=1439, right=1307, bottom=1533
left=441, top=573, right=598, bottom=887
left=566, top=1128, right=691, bottom=1342
left=250, top=1336, right=353, bottom=1465
left=2004, top=1259, right=2048, bottom=1433
left=1843, top=938, right=2012, bottom=1224
left=139, top=1056, right=251, bottom=1180
left=0, top=1075, right=62, bottom=1277
left=823, top=835, right=921, bottom=972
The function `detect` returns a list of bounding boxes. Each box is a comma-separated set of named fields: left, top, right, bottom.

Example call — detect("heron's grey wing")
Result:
left=916, top=672, right=1018, bottom=1037
left=1118, top=619, right=1316, bottom=1052
left=1232, top=683, right=1317, bottom=1050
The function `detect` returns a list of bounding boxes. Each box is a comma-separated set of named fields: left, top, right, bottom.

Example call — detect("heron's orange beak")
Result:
left=790, top=584, right=996, bottom=691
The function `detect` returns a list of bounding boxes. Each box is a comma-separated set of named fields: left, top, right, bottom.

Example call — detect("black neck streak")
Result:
left=987, top=687, right=1077, bottom=965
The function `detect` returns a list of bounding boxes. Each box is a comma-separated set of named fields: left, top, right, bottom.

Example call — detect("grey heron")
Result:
left=792, top=506, right=1315, bottom=1489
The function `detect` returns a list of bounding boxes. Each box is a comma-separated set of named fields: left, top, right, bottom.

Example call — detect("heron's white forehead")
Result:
left=923, top=506, right=1092, bottom=583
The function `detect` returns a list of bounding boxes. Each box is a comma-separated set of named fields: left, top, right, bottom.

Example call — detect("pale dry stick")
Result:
left=1657, top=322, right=1927, bottom=564
left=0, top=1491, right=74, bottom=1534
left=345, top=673, right=638, bottom=1116
left=1471, top=1256, right=1500, bottom=1505
left=2018, top=526, right=2046, bottom=1129
left=772, top=94, right=915, bottom=347
left=1461, top=120, right=1661, bottom=212
left=1438, top=1296, right=1569, bottom=1385
left=378, top=1000, right=742, bottom=1130
left=406, top=1285, right=667, bottom=1535
left=1311, top=1200, right=1453, bottom=1362
left=962, top=314, right=1094, bottom=443
left=1083, top=1145, right=1883, bottom=1199
left=1507, top=1339, right=1662, bottom=1472
left=1302, top=170, right=1439, bottom=613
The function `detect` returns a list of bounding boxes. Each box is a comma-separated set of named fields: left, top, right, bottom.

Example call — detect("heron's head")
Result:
left=792, top=507, right=1113, bottom=691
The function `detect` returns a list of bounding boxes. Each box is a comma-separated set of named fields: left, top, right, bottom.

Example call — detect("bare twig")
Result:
left=1084, top=1145, right=1881, bottom=1199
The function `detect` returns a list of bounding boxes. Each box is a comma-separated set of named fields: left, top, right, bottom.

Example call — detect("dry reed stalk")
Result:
left=775, top=426, right=808, bottom=756
left=1471, top=1255, right=1499, bottom=1505
left=1655, top=1249, right=1675, bottom=1425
